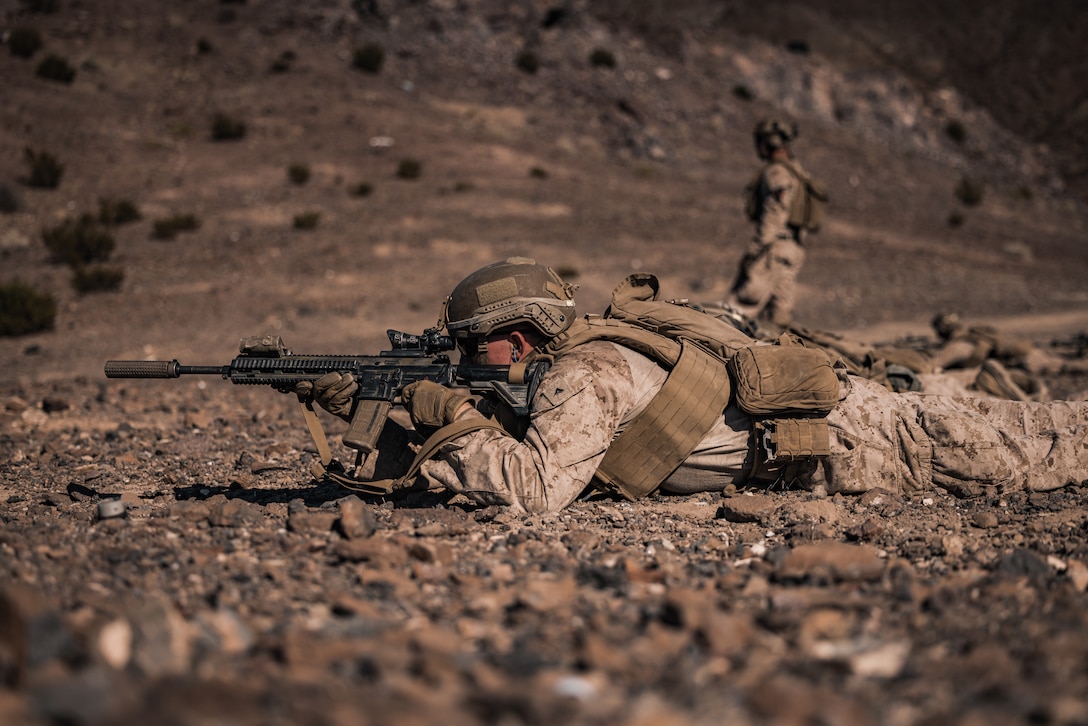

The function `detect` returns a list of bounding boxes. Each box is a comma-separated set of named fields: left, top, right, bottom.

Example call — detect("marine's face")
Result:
left=455, top=332, right=515, bottom=365
left=755, top=138, right=772, bottom=160
left=482, top=334, right=517, bottom=365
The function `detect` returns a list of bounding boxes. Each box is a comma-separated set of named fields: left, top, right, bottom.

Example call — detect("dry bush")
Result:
left=293, top=211, right=320, bottom=230
left=152, top=213, right=200, bottom=240
left=36, top=54, right=76, bottom=83
left=42, top=214, right=114, bottom=266
left=22, top=147, right=64, bottom=188
left=352, top=43, right=384, bottom=73
left=72, top=265, right=125, bottom=294
left=287, top=163, right=311, bottom=185
left=9, top=26, right=43, bottom=58
left=211, top=113, right=246, bottom=141
left=396, top=159, right=422, bottom=180
left=0, top=282, right=57, bottom=336
left=98, top=197, right=141, bottom=226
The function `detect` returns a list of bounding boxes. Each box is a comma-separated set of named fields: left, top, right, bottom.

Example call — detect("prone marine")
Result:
left=294, top=257, right=1088, bottom=512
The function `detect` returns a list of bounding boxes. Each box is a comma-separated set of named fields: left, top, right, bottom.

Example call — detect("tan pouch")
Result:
left=758, top=417, right=831, bottom=461
left=729, top=344, right=839, bottom=415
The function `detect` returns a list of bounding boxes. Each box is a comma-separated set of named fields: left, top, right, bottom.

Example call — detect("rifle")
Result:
left=104, top=329, right=550, bottom=493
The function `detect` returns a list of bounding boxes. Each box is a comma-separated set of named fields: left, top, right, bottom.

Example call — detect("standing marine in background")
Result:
left=726, top=118, right=828, bottom=328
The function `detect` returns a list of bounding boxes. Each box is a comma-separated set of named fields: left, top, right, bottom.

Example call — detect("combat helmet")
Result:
left=753, top=117, right=798, bottom=151
left=931, top=312, right=963, bottom=340
left=441, top=257, right=577, bottom=356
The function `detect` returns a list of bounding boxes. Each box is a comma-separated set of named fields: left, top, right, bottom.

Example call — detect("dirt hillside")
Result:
left=2, top=2, right=1088, bottom=724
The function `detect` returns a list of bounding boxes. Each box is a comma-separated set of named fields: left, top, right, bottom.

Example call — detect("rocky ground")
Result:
left=2, top=1, right=1088, bottom=724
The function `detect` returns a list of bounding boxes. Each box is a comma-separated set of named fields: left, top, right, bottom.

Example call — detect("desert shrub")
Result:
left=211, top=112, right=246, bottom=141
left=0, top=185, right=21, bottom=213
left=1014, top=185, right=1034, bottom=201
left=589, top=48, right=616, bottom=68
left=168, top=121, right=195, bottom=139
left=270, top=50, right=295, bottom=73
left=529, top=166, right=548, bottom=179
left=554, top=265, right=579, bottom=280
left=217, top=0, right=245, bottom=21
left=945, top=119, right=967, bottom=145
left=515, top=49, right=540, bottom=74
left=352, top=43, right=384, bottom=73
left=22, top=147, right=64, bottom=188
left=72, top=265, right=124, bottom=294
left=293, top=211, right=320, bottom=230
left=98, top=197, right=141, bottom=225
left=9, top=26, right=42, bottom=58
left=350, top=181, right=373, bottom=197
left=196, top=38, right=213, bottom=54
left=954, top=176, right=985, bottom=206
left=42, top=214, right=114, bottom=265
left=542, top=7, right=569, bottom=27
left=947, top=211, right=965, bottom=228
left=0, top=282, right=56, bottom=336
left=36, top=54, right=76, bottom=83
left=152, top=213, right=200, bottom=240
left=732, top=84, right=754, bottom=101
left=287, top=163, right=310, bottom=185
left=20, top=0, right=59, bottom=13
left=396, top=158, right=422, bottom=180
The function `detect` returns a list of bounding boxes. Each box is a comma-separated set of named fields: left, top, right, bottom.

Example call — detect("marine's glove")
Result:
left=401, top=380, right=473, bottom=430
left=292, top=372, right=358, bottom=419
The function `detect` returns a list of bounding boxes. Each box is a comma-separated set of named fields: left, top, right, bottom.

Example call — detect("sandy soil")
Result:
left=2, top=2, right=1088, bottom=724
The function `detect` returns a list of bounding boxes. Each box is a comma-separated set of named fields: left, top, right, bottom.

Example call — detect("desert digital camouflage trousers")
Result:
left=813, top=375, right=1088, bottom=497
left=728, top=237, right=806, bottom=327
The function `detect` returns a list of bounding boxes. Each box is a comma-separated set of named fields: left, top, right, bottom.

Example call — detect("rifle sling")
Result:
left=391, top=416, right=508, bottom=488
left=299, top=395, right=507, bottom=496
left=298, top=396, right=334, bottom=469
left=297, top=396, right=395, bottom=496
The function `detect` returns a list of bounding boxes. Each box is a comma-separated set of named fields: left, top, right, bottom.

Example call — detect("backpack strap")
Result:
left=297, top=396, right=397, bottom=496
left=542, top=316, right=683, bottom=367
left=385, top=417, right=509, bottom=489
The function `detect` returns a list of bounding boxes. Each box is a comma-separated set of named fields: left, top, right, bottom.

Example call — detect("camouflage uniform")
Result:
left=422, top=340, right=1088, bottom=513
left=728, top=162, right=807, bottom=327
left=929, top=320, right=1088, bottom=401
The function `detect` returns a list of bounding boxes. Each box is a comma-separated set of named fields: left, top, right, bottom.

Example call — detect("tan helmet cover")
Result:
left=754, top=117, right=798, bottom=150
left=442, top=257, right=577, bottom=341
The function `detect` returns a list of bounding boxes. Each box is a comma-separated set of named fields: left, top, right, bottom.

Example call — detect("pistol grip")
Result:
left=343, top=400, right=391, bottom=454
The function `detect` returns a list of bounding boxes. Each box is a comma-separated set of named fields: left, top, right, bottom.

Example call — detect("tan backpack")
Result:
left=538, top=274, right=840, bottom=497
left=747, top=161, right=829, bottom=233
left=601, top=274, right=839, bottom=415
left=780, top=161, right=829, bottom=233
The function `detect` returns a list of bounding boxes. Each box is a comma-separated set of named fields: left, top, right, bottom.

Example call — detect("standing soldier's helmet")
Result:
left=441, top=257, right=577, bottom=358
left=753, top=117, right=798, bottom=150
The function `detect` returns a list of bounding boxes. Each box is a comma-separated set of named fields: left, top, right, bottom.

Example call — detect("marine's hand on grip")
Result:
left=401, top=380, right=473, bottom=430
left=292, top=372, right=358, bottom=420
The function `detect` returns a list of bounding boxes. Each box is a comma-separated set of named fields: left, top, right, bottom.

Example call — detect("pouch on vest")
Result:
left=748, top=417, right=830, bottom=484
left=758, top=417, right=831, bottom=461
left=780, top=161, right=828, bottom=233
left=729, top=343, right=839, bottom=416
